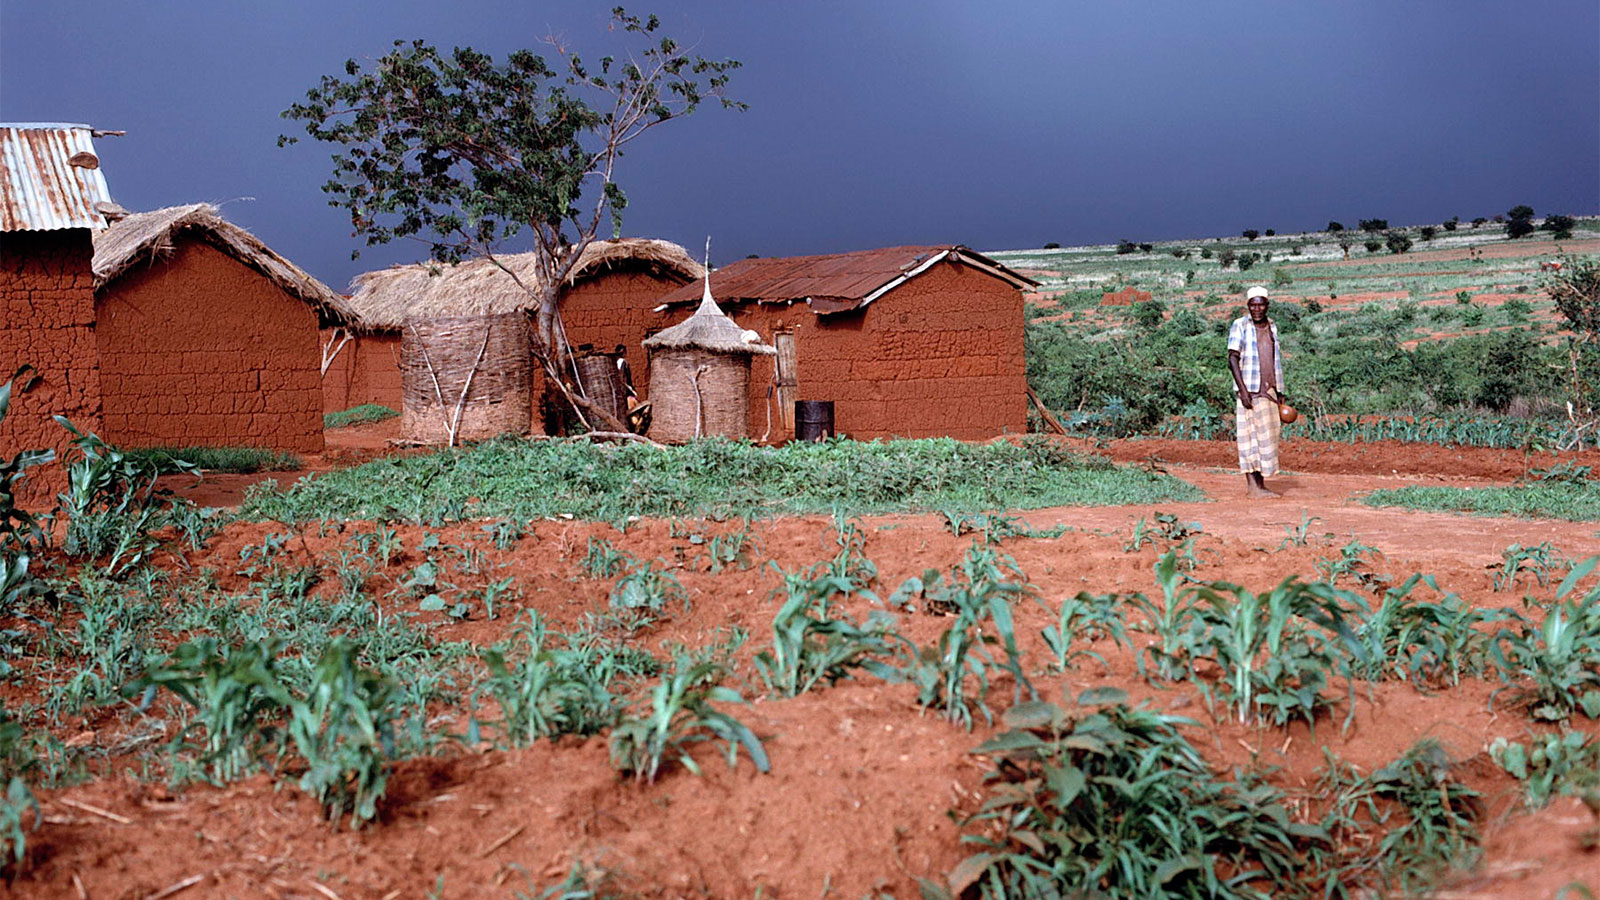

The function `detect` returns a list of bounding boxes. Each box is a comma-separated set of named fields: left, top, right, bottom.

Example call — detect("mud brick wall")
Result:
left=96, top=238, right=324, bottom=453
left=321, top=330, right=404, bottom=414
left=325, top=268, right=686, bottom=421
left=559, top=268, right=689, bottom=400
left=659, top=259, right=1026, bottom=442
left=0, top=229, right=103, bottom=506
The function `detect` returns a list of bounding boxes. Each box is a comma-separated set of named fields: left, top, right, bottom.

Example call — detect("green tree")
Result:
left=1326, top=221, right=1345, bottom=232
left=1506, top=205, right=1536, bottom=239
left=1541, top=214, right=1576, bottom=240
left=1359, top=218, right=1388, bottom=233
left=1385, top=230, right=1413, bottom=254
left=280, top=10, right=743, bottom=432
left=1242, top=229, right=1259, bottom=241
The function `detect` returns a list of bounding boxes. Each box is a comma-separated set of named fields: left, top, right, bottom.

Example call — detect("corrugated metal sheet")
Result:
left=1, top=123, right=114, bottom=232
left=655, top=245, right=1038, bottom=315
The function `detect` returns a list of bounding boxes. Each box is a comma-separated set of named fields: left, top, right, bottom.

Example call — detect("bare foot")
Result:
left=1246, top=485, right=1281, bottom=499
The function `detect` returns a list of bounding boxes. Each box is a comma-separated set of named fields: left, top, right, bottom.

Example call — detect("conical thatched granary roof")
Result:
left=642, top=276, right=775, bottom=356
left=91, top=203, right=354, bottom=320
left=345, top=238, right=704, bottom=331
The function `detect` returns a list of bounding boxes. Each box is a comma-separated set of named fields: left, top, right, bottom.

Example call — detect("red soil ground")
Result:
left=9, top=429, right=1600, bottom=898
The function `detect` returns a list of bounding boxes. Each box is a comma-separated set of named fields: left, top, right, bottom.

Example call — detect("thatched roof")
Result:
left=92, top=203, right=354, bottom=320
left=643, top=278, right=775, bottom=356
left=345, top=238, right=704, bottom=331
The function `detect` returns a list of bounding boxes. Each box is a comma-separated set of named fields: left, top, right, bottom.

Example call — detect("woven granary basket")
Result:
left=401, top=313, right=533, bottom=444
left=646, top=348, right=751, bottom=444
left=575, top=353, right=628, bottom=429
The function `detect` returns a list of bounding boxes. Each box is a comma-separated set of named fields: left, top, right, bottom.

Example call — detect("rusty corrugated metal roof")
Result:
left=654, top=245, right=1038, bottom=315
left=1, top=123, right=114, bottom=232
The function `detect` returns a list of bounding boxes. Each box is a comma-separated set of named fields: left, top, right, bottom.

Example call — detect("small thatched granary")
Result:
left=92, top=203, right=352, bottom=452
left=325, top=239, right=704, bottom=426
left=651, top=245, right=1036, bottom=441
left=642, top=278, right=774, bottom=443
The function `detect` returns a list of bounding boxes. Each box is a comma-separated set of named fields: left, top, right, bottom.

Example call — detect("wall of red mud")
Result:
left=96, top=239, right=324, bottom=453
left=0, top=229, right=102, bottom=506
left=321, top=330, right=403, bottom=414
left=660, top=259, right=1028, bottom=441
left=323, top=268, right=689, bottom=423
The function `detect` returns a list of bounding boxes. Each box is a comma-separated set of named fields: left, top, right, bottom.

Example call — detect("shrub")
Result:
left=1219, top=248, right=1237, bottom=268
left=1456, top=290, right=1473, bottom=305
left=1359, top=218, right=1389, bottom=233
left=324, top=404, right=399, bottom=429
left=1364, top=239, right=1383, bottom=253
left=1546, top=255, right=1600, bottom=337
left=1265, top=228, right=1276, bottom=236
left=1242, top=229, right=1260, bottom=241
left=1272, top=268, right=1293, bottom=289
left=1138, top=242, right=1153, bottom=253
left=1131, top=299, right=1166, bottom=330
left=1042, top=241, right=1060, bottom=249
left=1472, top=217, right=1488, bottom=228
left=1115, top=240, right=1137, bottom=255
left=950, top=694, right=1326, bottom=900
left=1237, top=252, right=1259, bottom=271
left=1504, top=296, right=1532, bottom=323
left=1443, top=217, right=1459, bottom=231
left=1385, top=230, right=1413, bottom=254
left=1419, top=225, right=1437, bottom=241
left=1542, top=214, right=1576, bottom=240
left=1200, top=247, right=1213, bottom=259
left=1305, top=297, right=1324, bottom=314
left=1327, top=221, right=1345, bottom=232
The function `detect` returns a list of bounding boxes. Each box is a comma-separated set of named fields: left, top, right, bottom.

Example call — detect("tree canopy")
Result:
left=280, top=8, right=743, bottom=431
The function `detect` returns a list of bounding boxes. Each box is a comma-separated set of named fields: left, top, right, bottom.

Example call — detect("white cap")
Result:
left=1245, top=285, right=1270, bottom=300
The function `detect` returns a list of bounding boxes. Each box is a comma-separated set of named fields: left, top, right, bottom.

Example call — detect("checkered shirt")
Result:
left=1227, top=315, right=1284, bottom=393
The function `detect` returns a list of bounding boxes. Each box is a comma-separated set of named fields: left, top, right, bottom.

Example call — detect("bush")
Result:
left=1542, top=214, right=1576, bottom=240
left=1472, top=217, right=1488, bottom=228
left=1419, top=226, right=1437, bottom=241
left=324, top=404, right=399, bottom=429
left=1131, top=299, right=1166, bottom=330
left=1364, top=239, right=1383, bottom=253
left=1218, top=248, right=1237, bottom=268
left=1504, top=297, right=1532, bottom=323
left=1444, top=216, right=1459, bottom=231
left=1265, top=228, right=1276, bottom=237
left=1138, top=242, right=1153, bottom=253
left=1237, top=252, right=1259, bottom=271
left=1327, top=221, right=1345, bottom=232
left=1272, top=268, right=1293, bottom=289
left=1305, top=297, right=1324, bottom=314
left=1360, top=218, right=1389, bottom=233
left=1115, top=240, right=1138, bottom=255
left=1042, top=242, right=1060, bottom=249
left=1242, top=229, right=1259, bottom=241
left=1200, top=247, right=1213, bottom=259
left=1456, top=290, right=1473, bottom=305
left=1385, top=230, right=1414, bottom=254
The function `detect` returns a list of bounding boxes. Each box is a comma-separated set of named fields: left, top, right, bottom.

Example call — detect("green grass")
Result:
left=324, top=404, right=399, bottom=429
left=125, top=446, right=302, bottom=475
left=241, top=436, right=1203, bottom=524
left=1363, top=482, right=1600, bottom=521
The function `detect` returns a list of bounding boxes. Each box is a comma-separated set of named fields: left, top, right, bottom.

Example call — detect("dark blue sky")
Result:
left=4, top=1, right=1596, bottom=290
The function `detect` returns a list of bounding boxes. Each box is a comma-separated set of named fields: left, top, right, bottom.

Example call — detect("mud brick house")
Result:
left=91, top=204, right=353, bottom=453
left=651, top=245, right=1036, bottom=441
left=327, top=239, right=703, bottom=420
left=0, top=123, right=114, bottom=504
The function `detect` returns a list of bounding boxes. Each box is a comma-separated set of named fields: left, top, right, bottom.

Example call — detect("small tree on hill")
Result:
left=1443, top=216, right=1459, bottom=232
left=1418, top=225, right=1437, bottom=241
left=280, top=10, right=743, bottom=432
left=1385, top=230, right=1413, bottom=254
left=1506, top=205, right=1536, bottom=239
left=1326, top=221, right=1345, bottom=233
left=1359, top=218, right=1388, bottom=233
left=1242, top=229, right=1259, bottom=241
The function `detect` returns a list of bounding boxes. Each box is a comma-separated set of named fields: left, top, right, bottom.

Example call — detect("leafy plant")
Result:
left=1490, top=556, right=1600, bottom=720
left=938, top=692, right=1326, bottom=900
left=1040, top=589, right=1129, bottom=672
left=1342, top=574, right=1502, bottom=686
left=473, top=613, right=623, bottom=747
left=890, top=546, right=1036, bottom=728
left=1494, top=541, right=1566, bottom=591
left=54, top=418, right=186, bottom=575
left=581, top=537, right=625, bottom=578
left=752, top=566, right=899, bottom=697
left=1490, top=731, right=1600, bottom=809
left=609, top=558, right=688, bottom=615
left=608, top=653, right=768, bottom=784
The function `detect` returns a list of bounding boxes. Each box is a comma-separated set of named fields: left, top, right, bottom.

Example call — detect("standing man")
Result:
left=1228, top=286, right=1287, bottom=497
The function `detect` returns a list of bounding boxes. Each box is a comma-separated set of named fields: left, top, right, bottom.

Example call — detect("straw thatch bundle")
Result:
left=91, top=203, right=353, bottom=321
left=401, top=313, right=533, bottom=444
left=644, top=280, right=774, bottom=443
left=345, top=238, right=704, bottom=331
